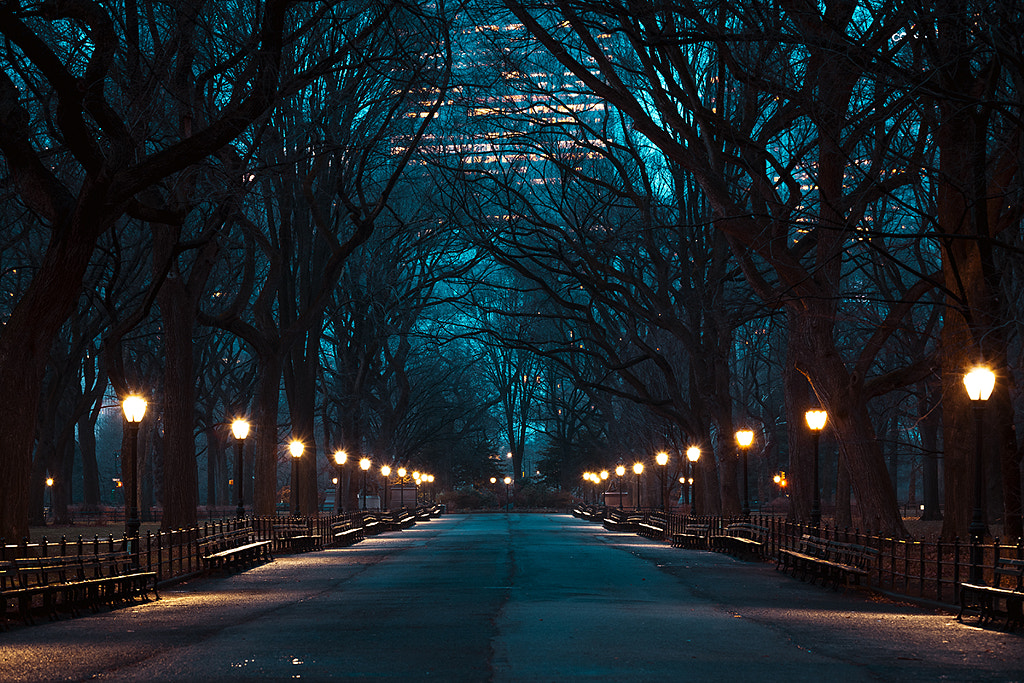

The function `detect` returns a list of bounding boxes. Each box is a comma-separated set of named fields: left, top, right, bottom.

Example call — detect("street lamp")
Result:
left=45, top=476, right=54, bottom=523
left=735, top=430, right=754, bottom=516
left=655, top=451, right=669, bottom=512
left=381, top=465, right=392, bottom=511
left=686, top=446, right=700, bottom=508
left=231, top=419, right=250, bottom=519
left=359, top=457, right=372, bottom=510
left=333, top=450, right=347, bottom=513
left=600, top=470, right=609, bottom=507
left=805, top=410, right=827, bottom=529
left=289, top=440, right=304, bottom=517
left=964, top=366, right=995, bottom=583
left=122, top=395, right=147, bottom=567
left=503, top=476, right=512, bottom=512
left=633, top=462, right=644, bottom=510
left=615, top=465, right=626, bottom=509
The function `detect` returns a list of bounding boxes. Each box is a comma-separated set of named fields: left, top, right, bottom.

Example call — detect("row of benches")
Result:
left=589, top=507, right=1024, bottom=631
left=1, top=551, right=157, bottom=629
left=3, top=508, right=442, bottom=628
left=597, top=511, right=877, bottom=592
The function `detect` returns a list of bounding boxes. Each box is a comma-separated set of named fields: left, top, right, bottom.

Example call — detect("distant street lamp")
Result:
left=122, top=395, right=147, bottom=567
left=381, top=465, right=392, bottom=511
left=333, top=450, right=347, bottom=513
left=615, top=465, right=626, bottom=509
left=600, top=470, right=609, bottom=507
left=503, top=476, right=512, bottom=512
left=289, top=440, right=304, bottom=517
left=45, top=476, right=54, bottom=523
left=805, top=410, right=828, bottom=529
left=231, top=419, right=250, bottom=519
left=359, top=457, right=372, bottom=510
left=633, top=462, right=644, bottom=510
left=656, top=451, right=669, bottom=512
left=964, top=366, right=995, bottom=584
left=735, top=430, right=754, bottom=516
left=687, top=446, right=701, bottom=508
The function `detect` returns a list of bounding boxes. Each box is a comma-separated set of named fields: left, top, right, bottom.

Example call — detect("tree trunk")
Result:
left=253, top=352, right=285, bottom=516
left=0, top=215, right=105, bottom=540
left=918, top=382, right=943, bottom=521
left=157, top=267, right=199, bottom=531
left=79, top=411, right=101, bottom=509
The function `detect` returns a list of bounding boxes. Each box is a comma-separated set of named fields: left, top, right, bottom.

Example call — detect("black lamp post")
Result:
left=655, top=451, right=669, bottom=512
left=736, top=430, right=754, bottom=517
left=289, top=440, right=303, bottom=517
left=964, top=367, right=995, bottom=584
left=805, top=411, right=827, bottom=530
left=231, top=420, right=249, bottom=519
left=503, top=476, right=512, bottom=512
left=122, top=396, right=147, bottom=567
left=615, top=465, right=626, bottom=509
left=686, top=446, right=700, bottom=510
left=360, top=458, right=371, bottom=510
left=633, top=462, right=644, bottom=510
left=381, top=465, right=391, bottom=511
left=333, top=450, right=347, bottom=513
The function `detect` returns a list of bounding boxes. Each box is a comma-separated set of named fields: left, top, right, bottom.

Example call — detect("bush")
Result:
left=442, top=487, right=500, bottom=510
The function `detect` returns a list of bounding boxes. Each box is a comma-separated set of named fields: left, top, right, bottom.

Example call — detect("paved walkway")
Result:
left=2, top=513, right=1022, bottom=681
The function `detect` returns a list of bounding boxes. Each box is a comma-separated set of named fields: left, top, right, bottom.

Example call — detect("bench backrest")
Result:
left=725, top=523, right=767, bottom=540
left=15, top=556, right=83, bottom=587
left=828, top=541, right=878, bottom=569
left=200, top=528, right=253, bottom=555
left=994, top=557, right=1024, bottom=590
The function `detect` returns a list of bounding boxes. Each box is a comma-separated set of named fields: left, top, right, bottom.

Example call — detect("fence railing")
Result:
left=2, top=505, right=441, bottom=586
left=577, top=504, right=1024, bottom=607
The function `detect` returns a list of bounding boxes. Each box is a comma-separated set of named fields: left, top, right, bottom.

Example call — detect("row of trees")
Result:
left=2, top=1, right=1023, bottom=542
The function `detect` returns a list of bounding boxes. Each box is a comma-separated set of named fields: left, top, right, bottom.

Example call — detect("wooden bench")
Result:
left=273, top=524, right=318, bottom=553
left=396, top=510, right=417, bottom=529
left=200, top=528, right=273, bottom=574
left=671, top=524, right=709, bottom=550
left=637, top=513, right=667, bottom=540
left=711, top=522, right=767, bottom=560
left=778, top=535, right=877, bottom=590
left=78, top=550, right=158, bottom=609
left=2, top=551, right=157, bottom=627
left=602, top=509, right=634, bottom=532
left=2, top=555, right=81, bottom=625
left=959, top=557, right=1024, bottom=630
left=331, top=520, right=365, bottom=547
left=361, top=514, right=383, bottom=536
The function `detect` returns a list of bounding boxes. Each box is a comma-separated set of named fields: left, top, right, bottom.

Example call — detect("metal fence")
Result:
left=579, top=505, right=1024, bottom=608
left=2, top=507, right=440, bottom=586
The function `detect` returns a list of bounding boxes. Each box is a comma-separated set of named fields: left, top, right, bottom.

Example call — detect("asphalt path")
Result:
left=2, top=513, right=1023, bottom=682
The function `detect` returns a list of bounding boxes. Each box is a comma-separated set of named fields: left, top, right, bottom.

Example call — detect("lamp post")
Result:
left=333, top=450, right=347, bottom=513
left=231, top=420, right=249, bottom=519
left=289, top=440, right=304, bottom=517
left=655, top=451, right=669, bottom=512
left=633, top=462, right=644, bottom=510
left=122, top=395, right=147, bottom=567
left=614, top=464, right=622, bottom=507
left=381, top=465, right=392, bottom=511
left=359, top=458, right=371, bottom=510
left=45, top=477, right=54, bottom=523
left=600, top=470, right=609, bottom=507
left=735, top=430, right=754, bottom=516
left=964, top=366, right=995, bottom=584
left=686, top=446, right=700, bottom=509
left=503, top=476, right=512, bottom=512
left=805, top=410, right=827, bottom=529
